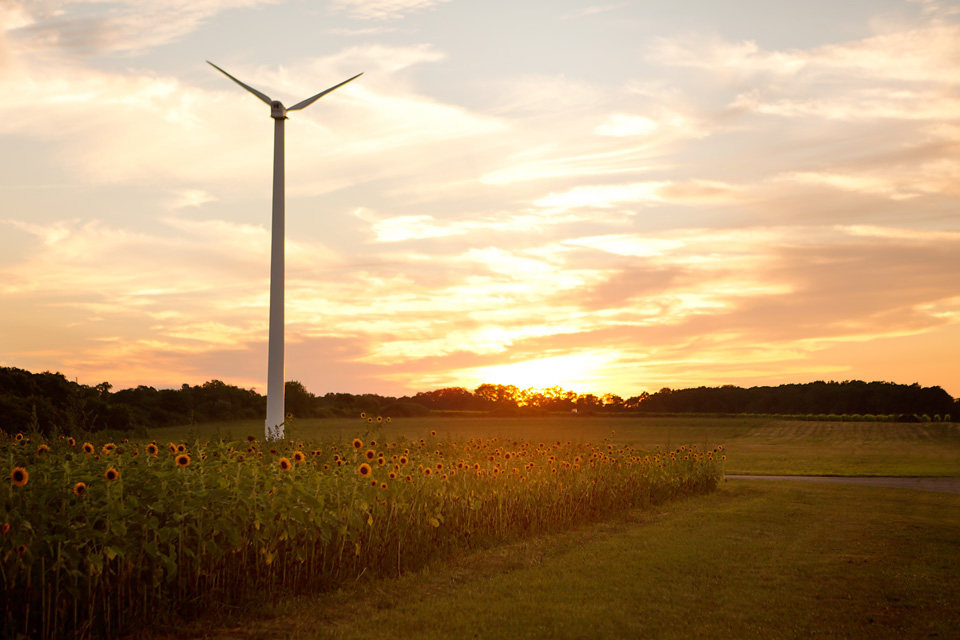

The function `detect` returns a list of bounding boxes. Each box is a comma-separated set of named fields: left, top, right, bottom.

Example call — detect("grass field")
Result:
left=151, top=415, right=960, bottom=477
left=133, top=415, right=960, bottom=640
left=152, top=479, right=960, bottom=640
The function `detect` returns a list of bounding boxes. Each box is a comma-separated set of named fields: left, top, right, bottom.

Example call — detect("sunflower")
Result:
left=380, top=482, right=388, bottom=490
left=399, top=456, right=409, bottom=466
left=10, top=467, right=28, bottom=487
left=352, top=438, right=363, bottom=449
left=385, top=416, right=391, bottom=423
left=358, top=463, right=372, bottom=477
left=168, top=443, right=177, bottom=454
left=365, top=449, right=376, bottom=461
left=175, top=454, right=191, bottom=467
left=67, top=437, right=76, bottom=447
left=360, top=412, right=366, bottom=419
left=423, top=467, right=432, bottom=476
left=430, top=430, right=437, bottom=437
left=73, top=482, right=87, bottom=496
left=388, top=471, right=397, bottom=480
left=176, top=444, right=187, bottom=453
left=0, top=523, right=9, bottom=534
left=146, top=443, right=159, bottom=457
left=83, top=442, right=95, bottom=455
left=370, top=479, right=378, bottom=487
left=292, top=451, right=306, bottom=464
left=36, top=444, right=50, bottom=456
left=279, top=457, right=292, bottom=471
left=102, top=443, right=116, bottom=454
left=104, top=468, right=119, bottom=482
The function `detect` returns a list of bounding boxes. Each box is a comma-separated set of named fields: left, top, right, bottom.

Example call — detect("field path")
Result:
left=726, top=474, right=960, bottom=494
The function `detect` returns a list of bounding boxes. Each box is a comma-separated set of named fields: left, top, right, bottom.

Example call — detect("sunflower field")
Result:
left=1, top=423, right=724, bottom=638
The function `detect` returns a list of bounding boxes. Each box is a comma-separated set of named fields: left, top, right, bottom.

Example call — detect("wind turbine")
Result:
left=208, top=61, right=362, bottom=440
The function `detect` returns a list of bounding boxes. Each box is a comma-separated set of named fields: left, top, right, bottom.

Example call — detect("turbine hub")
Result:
left=270, top=100, right=287, bottom=119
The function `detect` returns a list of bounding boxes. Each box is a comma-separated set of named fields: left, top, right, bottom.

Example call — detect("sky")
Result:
left=1, top=0, right=959, bottom=400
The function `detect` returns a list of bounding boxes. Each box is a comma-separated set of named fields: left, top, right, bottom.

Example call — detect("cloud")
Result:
left=533, top=179, right=744, bottom=211
left=561, top=3, right=630, bottom=20
left=647, top=23, right=960, bottom=85
left=0, top=42, right=502, bottom=195
left=170, top=189, right=217, bottom=209
left=6, top=0, right=280, bottom=56
left=595, top=114, right=659, bottom=137
left=732, top=89, right=960, bottom=122
left=330, top=0, right=451, bottom=21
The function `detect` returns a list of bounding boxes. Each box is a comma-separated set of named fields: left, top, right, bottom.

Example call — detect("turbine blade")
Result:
left=287, top=72, right=363, bottom=112
left=207, top=61, right=274, bottom=106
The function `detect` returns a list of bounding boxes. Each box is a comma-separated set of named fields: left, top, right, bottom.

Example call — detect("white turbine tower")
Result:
left=209, top=61, right=362, bottom=440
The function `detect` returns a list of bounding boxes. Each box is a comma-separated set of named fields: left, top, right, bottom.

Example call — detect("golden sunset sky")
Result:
left=1, top=0, right=958, bottom=398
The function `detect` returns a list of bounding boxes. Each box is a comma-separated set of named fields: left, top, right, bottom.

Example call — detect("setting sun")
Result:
left=462, top=352, right=616, bottom=394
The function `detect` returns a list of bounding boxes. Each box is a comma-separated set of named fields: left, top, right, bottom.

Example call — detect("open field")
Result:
left=151, top=415, right=960, bottom=476
left=1, top=424, right=721, bottom=638
left=152, top=479, right=960, bottom=640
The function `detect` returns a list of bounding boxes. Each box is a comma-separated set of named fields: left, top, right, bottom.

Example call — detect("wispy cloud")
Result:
left=6, top=0, right=280, bottom=56
left=330, top=0, right=451, bottom=21
left=560, top=3, right=631, bottom=20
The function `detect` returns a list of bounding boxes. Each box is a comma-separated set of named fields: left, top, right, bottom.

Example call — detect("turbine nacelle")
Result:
left=270, top=100, right=287, bottom=120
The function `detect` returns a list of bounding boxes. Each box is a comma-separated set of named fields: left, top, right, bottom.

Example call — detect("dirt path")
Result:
left=725, top=475, right=960, bottom=494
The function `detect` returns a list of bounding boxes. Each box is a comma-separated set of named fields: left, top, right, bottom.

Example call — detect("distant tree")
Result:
left=576, top=394, right=602, bottom=412
left=413, top=387, right=477, bottom=411
left=474, top=383, right=520, bottom=408
left=601, top=394, right=624, bottom=410
left=285, top=380, right=316, bottom=418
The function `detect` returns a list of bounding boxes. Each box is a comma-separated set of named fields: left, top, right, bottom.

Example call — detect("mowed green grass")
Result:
left=154, top=480, right=960, bottom=640
left=151, top=415, right=960, bottom=476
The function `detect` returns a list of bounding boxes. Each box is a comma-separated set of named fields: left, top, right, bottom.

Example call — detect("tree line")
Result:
left=0, top=366, right=955, bottom=436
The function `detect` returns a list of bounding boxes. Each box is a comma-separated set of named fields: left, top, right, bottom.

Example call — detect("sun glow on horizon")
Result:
left=457, top=352, right=617, bottom=396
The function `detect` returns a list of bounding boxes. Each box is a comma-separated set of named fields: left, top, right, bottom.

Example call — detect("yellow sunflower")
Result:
left=10, top=467, right=28, bottom=487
